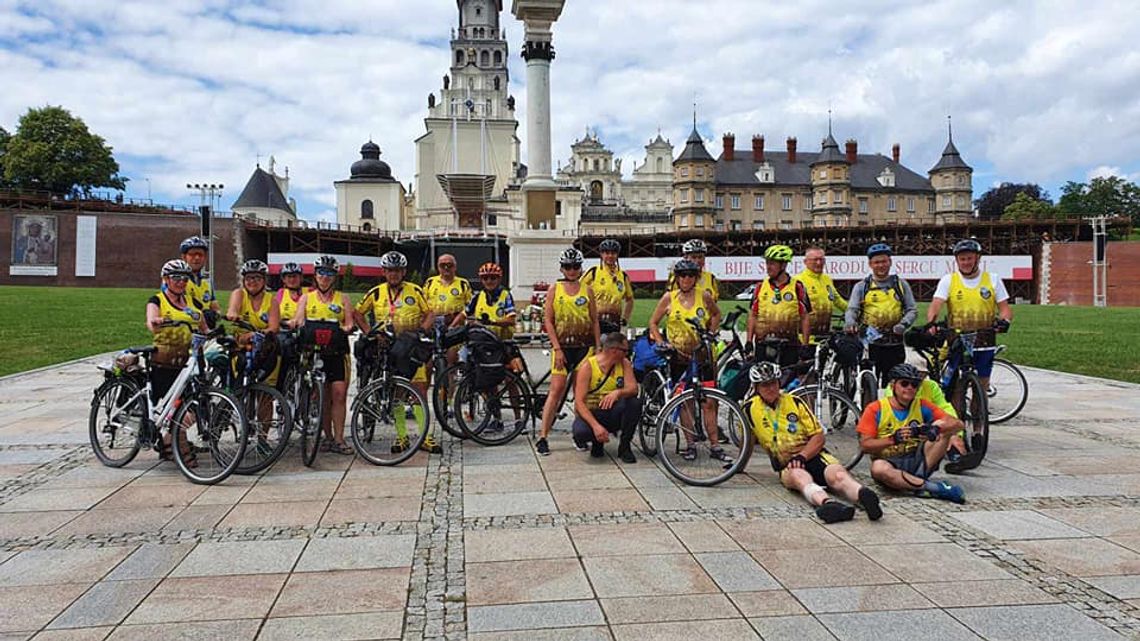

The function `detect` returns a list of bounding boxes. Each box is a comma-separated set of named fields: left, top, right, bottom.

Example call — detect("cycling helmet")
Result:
left=764, top=244, right=794, bottom=262
left=749, top=361, right=782, bottom=384
left=240, top=259, right=269, bottom=276
left=681, top=239, right=707, bottom=255
left=313, top=255, right=339, bottom=273
left=379, top=251, right=408, bottom=269
left=953, top=238, right=983, bottom=255
left=673, top=259, right=700, bottom=275
left=887, top=363, right=926, bottom=383
left=478, top=262, right=503, bottom=277
left=179, top=235, right=209, bottom=254
left=281, top=262, right=303, bottom=276
left=161, top=259, right=193, bottom=278
left=866, top=243, right=892, bottom=258
left=599, top=238, right=621, bottom=253
left=559, top=248, right=585, bottom=266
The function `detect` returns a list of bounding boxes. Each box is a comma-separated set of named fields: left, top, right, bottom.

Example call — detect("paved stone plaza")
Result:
left=1, top=357, right=1139, bottom=640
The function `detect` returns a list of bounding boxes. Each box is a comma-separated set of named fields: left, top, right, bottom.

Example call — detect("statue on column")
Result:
left=507, top=95, right=515, bottom=110
left=443, top=75, right=450, bottom=90
left=428, top=93, right=436, bottom=108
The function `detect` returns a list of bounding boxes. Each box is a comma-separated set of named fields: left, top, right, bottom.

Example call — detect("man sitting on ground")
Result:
left=858, top=363, right=966, bottom=503
left=571, top=332, right=641, bottom=464
left=743, top=362, right=882, bottom=523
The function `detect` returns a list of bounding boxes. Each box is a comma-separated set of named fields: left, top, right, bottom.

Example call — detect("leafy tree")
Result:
left=2, top=106, right=127, bottom=195
left=0, top=126, right=9, bottom=188
left=1058, top=176, right=1140, bottom=224
left=974, top=182, right=1051, bottom=220
left=1002, top=192, right=1057, bottom=221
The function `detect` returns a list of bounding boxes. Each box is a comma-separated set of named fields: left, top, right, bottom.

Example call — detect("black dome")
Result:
left=350, top=141, right=392, bottom=179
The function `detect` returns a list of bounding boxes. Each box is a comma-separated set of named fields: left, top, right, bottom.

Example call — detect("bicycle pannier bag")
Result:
left=300, top=320, right=348, bottom=356
left=717, top=358, right=752, bottom=401
left=829, top=333, right=863, bottom=367
left=467, top=326, right=508, bottom=391
left=389, top=331, right=431, bottom=379
left=631, top=332, right=665, bottom=381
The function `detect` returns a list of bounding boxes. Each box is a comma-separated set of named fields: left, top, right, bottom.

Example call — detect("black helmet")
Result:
left=281, top=262, right=303, bottom=276
left=313, top=255, right=340, bottom=274
left=673, top=259, right=700, bottom=275
left=888, top=363, right=925, bottom=383
left=599, top=239, right=620, bottom=253
left=866, top=243, right=892, bottom=258
left=953, top=239, right=983, bottom=255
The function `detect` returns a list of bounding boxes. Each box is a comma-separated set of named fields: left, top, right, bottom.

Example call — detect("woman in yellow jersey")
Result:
left=292, top=256, right=355, bottom=454
left=225, top=259, right=281, bottom=382
left=272, top=262, right=307, bottom=325
left=744, top=362, right=881, bottom=523
left=146, top=259, right=208, bottom=462
left=571, top=332, right=640, bottom=463
left=581, top=238, right=634, bottom=333
left=648, top=259, right=725, bottom=461
left=535, top=248, right=600, bottom=456
left=453, top=262, right=517, bottom=340
left=667, top=239, right=720, bottom=302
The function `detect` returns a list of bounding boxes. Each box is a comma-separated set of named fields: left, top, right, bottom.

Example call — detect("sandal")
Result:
left=329, top=442, right=354, bottom=455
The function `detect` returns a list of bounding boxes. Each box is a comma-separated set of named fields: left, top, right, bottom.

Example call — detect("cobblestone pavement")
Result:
left=1, top=356, right=1139, bottom=640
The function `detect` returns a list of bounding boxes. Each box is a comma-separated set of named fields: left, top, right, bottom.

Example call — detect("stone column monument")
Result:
left=511, top=0, right=566, bottom=229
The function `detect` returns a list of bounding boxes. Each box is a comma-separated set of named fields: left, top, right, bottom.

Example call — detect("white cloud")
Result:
left=2, top=0, right=1138, bottom=219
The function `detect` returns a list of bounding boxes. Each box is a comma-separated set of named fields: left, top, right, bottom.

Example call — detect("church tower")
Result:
left=414, top=0, right=521, bottom=230
left=929, top=118, right=973, bottom=224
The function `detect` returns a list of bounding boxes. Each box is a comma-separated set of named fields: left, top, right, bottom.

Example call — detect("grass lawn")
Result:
left=1, top=285, right=1138, bottom=383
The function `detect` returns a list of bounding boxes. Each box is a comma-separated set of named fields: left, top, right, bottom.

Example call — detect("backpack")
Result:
left=631, top=331, right=665, bottom=381
left=718, top=358, right=752, bottom=401
left=466, top=326, right=508, bottom=391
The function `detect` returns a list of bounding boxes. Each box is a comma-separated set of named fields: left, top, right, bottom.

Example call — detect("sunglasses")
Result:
left=168, top=275, right=190, bottom=282
left=896, top=379, right=920, bottom=389
left=316, top=269, right=338, bottom=277
left=480, top=275, right=500, bottom=280
left=677, top=272, right=698, bottom=279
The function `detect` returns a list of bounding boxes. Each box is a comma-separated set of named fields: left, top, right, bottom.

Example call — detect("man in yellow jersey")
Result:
left=453, top=262, right=517, bottom=340
left=927, top=239, right=1012, bottom=470
left=581, top=239, right=634, bottom=333
left=424, top=253, right=472, bottom=365
left=571, top=332, right=641, bottom=463
left=858, top=364, right=966, bottom=503
left=744, top=361, right=881, bottom=522
left=355, top=251, right=438, bottom=453
left=795, top=246, right=847, bottom=342
left=667, top=239, right=720, bottom=302
left=747, top=244, right=811, bottom=366
left=178, top=235, right=220, bottom=327
left=844, top=243, right=917, bottom=385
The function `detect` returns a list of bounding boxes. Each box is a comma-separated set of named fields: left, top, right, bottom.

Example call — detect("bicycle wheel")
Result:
left=655, top=387, right=753, bottom=486
left=171, top=386, right=248, bottom=485
left=961, top=372, right=990, bottom=460
left=791, top=384, right=864, bottom=470
left=452, top=371, right=531, bottom=446
left=299, top=378, right=325, bottom=467
left=637, top=369, right=668, bottom=457
left=351, top=378, right=430, bottom=465
left=988, top=358, right=1028, bottom=424
left=858, top=369, right=880, bottom=410
left=234, top=383, right=292, bottom=474
left=715, top=345, right=744, bottom=381
left=432, top=362, right=468, bottom=439
left=88, top=378, right=145, bottom=467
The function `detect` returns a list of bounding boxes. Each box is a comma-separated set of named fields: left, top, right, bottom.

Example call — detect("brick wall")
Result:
left=1047, top=241, right=1140, bottom=306
left=1, top=209, right=237, bottom=289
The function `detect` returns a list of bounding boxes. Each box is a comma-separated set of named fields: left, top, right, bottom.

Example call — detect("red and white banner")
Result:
left=594, top=255, right=1034, bottom=283
left=267, top=252, right=387, bottom=277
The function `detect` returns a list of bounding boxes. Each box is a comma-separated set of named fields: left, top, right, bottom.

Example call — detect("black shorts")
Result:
left=883, top=446, right=939, bottom=479
left=668, top=354, right=715, bottom=383
left=149, top=366, right=181, bottom=403
left=323, top=355, right=350, bottom=383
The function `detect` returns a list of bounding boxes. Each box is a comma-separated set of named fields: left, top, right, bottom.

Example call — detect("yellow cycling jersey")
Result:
left=582, top=355, right=629, bottom=410
left=276, top=288, right=306, bottom=323
left=753, top=277, right=803, bottom=342
left=866, top=398, right=929, bottom=459
left=468, top=287, right=516, bottom=340
left=551, top=281, right=593, bottom=347
left=795, top=270, right=845, bottom=338
left=238, top=289, right=274, bottom=331
left=669, top=270, right=719, bottom=302
left=861, top=278, right=905, bottom=332
left=151, top=290, right=203, bottom=360
left=185, top=273, right=215, bottom=308
left=664, top=289, right=710, bottom=357
left=305, top=290, right=348, bottom=324
left=424, top=275, right=472, bottom=318
left=357, top=282, right=428, bottom=334
left=744, top=392, right=829, bottom=466
left=582, top=264, right=632, bottom=318
left=947, top=272, right=998, bottom=333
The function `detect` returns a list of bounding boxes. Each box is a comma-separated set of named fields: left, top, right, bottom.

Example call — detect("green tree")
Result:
left=1058, top=176, right=1140, bottom=224
left=2, top=106, right=127, bottom=195
left=1002, top=192, right=1057, bottom=220
left=974, top=182, right=1050, bottom=220
left=0, top=126, right=9, bottom=188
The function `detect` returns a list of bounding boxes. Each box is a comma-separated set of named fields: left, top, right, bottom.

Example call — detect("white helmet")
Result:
left=748, top=361, right=782, bottom=384
left=240, top=259, right=269, bottom=276
left=161, top=259, right=193, bottom=278
left=682, top=239, right=707, bottom=255
left=380, top=251, right=408, bottom=269
left=559, top=248, right=584, bottom=266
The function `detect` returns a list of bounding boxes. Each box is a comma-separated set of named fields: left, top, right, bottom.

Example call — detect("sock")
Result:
left=394, top=402, right=408, bottom=440
left=922, top=479, right=942, bottom=493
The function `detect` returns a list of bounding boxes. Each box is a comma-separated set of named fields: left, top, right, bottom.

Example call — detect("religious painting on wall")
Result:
left=12, top=214, right=58, bottom=266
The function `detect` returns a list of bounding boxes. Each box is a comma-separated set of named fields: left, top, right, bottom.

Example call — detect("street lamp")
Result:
left=187, top=183, right=224, bottom=284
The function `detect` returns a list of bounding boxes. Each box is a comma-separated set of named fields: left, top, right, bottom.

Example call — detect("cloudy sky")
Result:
left=2, top=0, right=1138, bottom=221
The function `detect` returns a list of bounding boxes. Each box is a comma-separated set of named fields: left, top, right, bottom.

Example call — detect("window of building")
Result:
left=361, top=199, right=374, bottom=219
left=906, top=196, right=915, bottom=212
left=782, top=194, right=792, bottom=210
left=715, top=194, right=724, bottom=209
left=494, top=51, right=502, bottom=66
left=362, top=222, right=372, bottom=232
left=755, top=194, right=765, bottom=210
left=833, top=168, right=843, bottom=179
left=730, top=220, right=742, bottom=231
left=818, top=169, right=826, bottom=179
left=805, top=195, right=813, bottom=209
left=943, top=195, right=951, bottom=208
left=487, top=214, right=498, bottom=226
left=730, top=194, right=741, bottom=210
left=456, top=51, right=464, bottom=65
left=957, top=174, right=965, bottom=186
left=715, top=221, right=725, bottom=231
left=752, top=220, right=765, bottom=230
left=656, top=157, right=664, bottom=173
left=887, top=196, right=897, bottom=212
left=680, top=167, right=689, bottom=177
left=928, top=199, right=936, bottom=213
left=480, top=50, right=489, bottom=66
left=859, top=198, right=868, bottom=214
left=780, top=219, right=793, bottom=230
left=555, top=201, right=562, bottom=217
left=832, top=190, right=842, bottom=204
left=957, top=195, right=966, bottom=207
left=695, top=189, right=704, bottom=203
left=593, top=158, right=599, bottom=171
left=680, top=188, right=689, bottom=204
left=696, top=167, right=704, bottom=177
left=815, top=192, right=824, bottom=206
left=694, top=214, right=704, bottom=227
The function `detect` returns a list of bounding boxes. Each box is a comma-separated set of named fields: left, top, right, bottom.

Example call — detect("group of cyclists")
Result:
left=141, top=231, right=1013, bottom=523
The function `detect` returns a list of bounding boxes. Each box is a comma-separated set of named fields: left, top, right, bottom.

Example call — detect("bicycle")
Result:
left=286, top=320, right=344, bottom=467
left=428, top=317, right=470, bottom=439
left=450, top=326, right=546, bottom=446
left=217, top=319, right=293, bottom=474
left=653, top=317, right=754, bottom=486
left=712, top=306, right=750, bottom=379
left=986, top=350, right=1029, bottom=424
left=349, top=326, right=431, bottom=465
left=88, top=322, right=249, bottom=485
